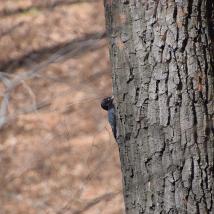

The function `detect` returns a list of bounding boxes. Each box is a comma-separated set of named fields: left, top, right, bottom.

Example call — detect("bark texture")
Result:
left=104, top=0, right=214, bottom=213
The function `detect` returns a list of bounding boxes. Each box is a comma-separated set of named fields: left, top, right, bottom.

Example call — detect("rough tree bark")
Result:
left=104, top=0, right=214, bottom=213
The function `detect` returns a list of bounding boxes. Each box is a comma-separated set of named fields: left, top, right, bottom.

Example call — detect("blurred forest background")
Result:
left=0, top=0, right=124, bottom=213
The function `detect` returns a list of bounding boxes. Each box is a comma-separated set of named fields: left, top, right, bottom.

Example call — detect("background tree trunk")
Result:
left=104, top=0, right=214, bottom=213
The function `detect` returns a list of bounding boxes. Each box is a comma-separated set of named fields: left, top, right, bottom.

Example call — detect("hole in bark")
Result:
left=205, top=127, right=210, bottom=136
left=130, top=168, right=134, bottom=178
left=123, top=93, right=127, bottom=101
left=125, top=133, right=131, bottom=140
left=156, top=80, right=160, bottom=93
left=123, top=0, right=129, bottom=4
left=177, top=81, right=183, bottom=90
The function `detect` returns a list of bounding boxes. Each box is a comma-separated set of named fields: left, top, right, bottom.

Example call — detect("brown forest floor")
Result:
left=0, top=0, right=124, bottom=213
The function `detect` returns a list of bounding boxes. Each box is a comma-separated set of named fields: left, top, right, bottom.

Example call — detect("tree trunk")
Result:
left=104, top=0, right=214, bottom=213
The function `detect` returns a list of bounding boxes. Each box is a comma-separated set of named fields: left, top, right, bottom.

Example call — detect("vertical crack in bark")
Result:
left=104, top=0, right=214, bottom=213
left=156, top=80, right=160, bottom=100
left=187, top=0, right=194, bottom=19
left=206, top=0, right=214, bottom=40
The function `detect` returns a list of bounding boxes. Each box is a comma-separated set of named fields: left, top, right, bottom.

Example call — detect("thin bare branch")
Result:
left=58, top=191, right=120, bottom=214
left=0, top=0, right=98, bottom=17
left=0, top=32, right=106, bottom=129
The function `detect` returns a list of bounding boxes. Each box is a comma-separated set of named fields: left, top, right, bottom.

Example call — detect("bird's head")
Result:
left=101, top=96, right=114, bottom=111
